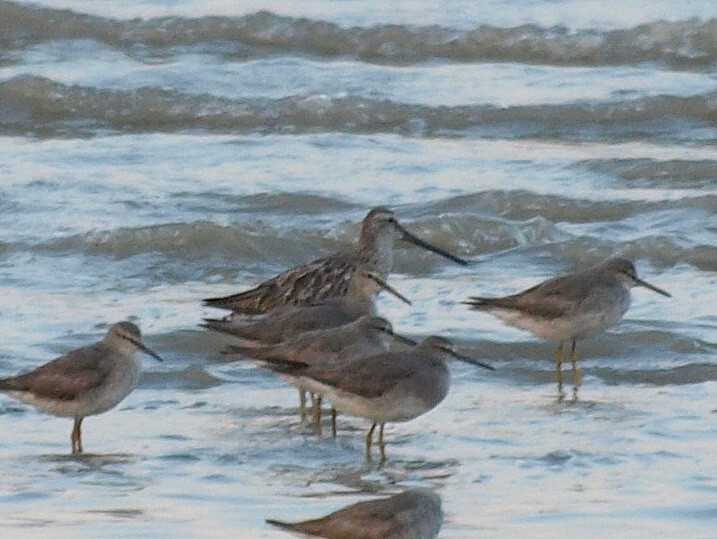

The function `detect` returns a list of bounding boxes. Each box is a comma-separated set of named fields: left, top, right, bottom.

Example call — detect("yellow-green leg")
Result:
left=330, top=408, right=337, bottom=438
left=313, top=395, right=323, bottom=437
left=365, top=423, right=377, bottom=461
left=378, top=423, right=387, bottom=463
left=71, top=417, right=83, bottom=454
left=298, top=389, right=307, bottom=421
left=569, top=339, right=581, bottom=385
left=555, top=341, right=565, bottom=400
left=570, top=339, right=581, bottom=400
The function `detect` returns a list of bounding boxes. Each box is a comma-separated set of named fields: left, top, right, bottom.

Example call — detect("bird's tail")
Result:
left=265, top=520, right=301, bottom=532
left=461, top=296, right=501, bottom=310
left=257, top=357, right=310, bottom=375
left=203, top=285, right=270, bottom=315
left=266, top=518, right=323, bottom=535
left=198, top=318, right=253, bottom=338
left=221, top=343, right=275, bottom=359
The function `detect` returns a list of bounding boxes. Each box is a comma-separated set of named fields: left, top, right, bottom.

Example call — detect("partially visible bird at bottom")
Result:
left=267, top=488, right=443, bottom=539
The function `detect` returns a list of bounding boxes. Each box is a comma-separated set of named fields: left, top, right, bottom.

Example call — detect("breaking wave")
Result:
left=1, top=75, right=715, bottom=139
left=1, top=2, right=716, bottom=67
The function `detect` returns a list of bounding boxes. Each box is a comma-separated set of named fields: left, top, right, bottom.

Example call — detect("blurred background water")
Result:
left=0, top=0, right=715, bottom=537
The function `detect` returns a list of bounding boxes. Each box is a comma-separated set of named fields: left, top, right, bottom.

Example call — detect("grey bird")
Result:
left=267, top=488, right=443, bottom=539
left=203, top=206, right=466, bottom=315
left=201, top=268, right=411, bottom=345
left=224, top=316, right=416, bottom=435
left=0, top=322, right=162, bottom=454
left=463, top=257, right=671, bottom=398
left=257, top=336, right=494, bottom=461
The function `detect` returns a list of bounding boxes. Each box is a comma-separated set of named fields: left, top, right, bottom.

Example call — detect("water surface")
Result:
left=0, top=0, right=715, bottom=537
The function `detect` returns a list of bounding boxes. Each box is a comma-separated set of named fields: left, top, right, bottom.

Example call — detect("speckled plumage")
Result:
left=201, top=268, right=411, bottom=345
left=203, top=207, right=466, bottom=315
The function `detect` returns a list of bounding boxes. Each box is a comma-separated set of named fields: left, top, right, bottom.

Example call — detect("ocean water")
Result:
left=0, top=0, right=716, bottom=537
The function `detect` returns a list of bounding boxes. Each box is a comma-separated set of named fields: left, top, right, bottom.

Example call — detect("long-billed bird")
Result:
left=464, top=257, right=670, bottom=398
left=224, top=315, right=416, bottom=435
left=252, top=336, right=494, bottom=461
left=203, top=206, right=466, bottom=315
left=0, top=322, right=162, bottom=454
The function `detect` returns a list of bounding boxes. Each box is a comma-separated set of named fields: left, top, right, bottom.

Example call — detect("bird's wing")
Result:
left=203, top=252, right=357, bottom=314
left=267, top=496, right=399, bottom=539
left=466, top=273, right=593, bottom=319
left=0, top=343, right=113, bottom=401
left=311, top=353, right=416, bottom=399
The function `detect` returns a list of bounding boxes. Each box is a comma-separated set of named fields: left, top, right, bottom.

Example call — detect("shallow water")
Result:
left=0, top=0, right=716, bottom=537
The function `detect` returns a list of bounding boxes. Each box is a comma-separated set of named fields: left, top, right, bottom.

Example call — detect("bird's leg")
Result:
left=313, top=395, right=323, bottom=437
left=378, top=423, right=387, bottom=463
left=570, top=339, right=581, bottom=401
left=555, top=341, right=565, bottom=401
left=298, top=389, right=307, bottom=421
left=330, top=408, right=337, bottom=438
left=71, top=417, right=83, bottom=454
left=365, top=423, right=377, bottom=462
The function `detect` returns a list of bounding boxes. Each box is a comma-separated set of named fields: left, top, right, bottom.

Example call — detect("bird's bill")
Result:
left=126, top=336, right=163, bottom=361
left=451, top=350, right=495, bottom=371
left=391, top=332, right=418, bottom=347
left=392, top=221, right=468, bottom=266
left=634, top=277, right=671, bottom=297
left=368, top=274, right=412, bottom=305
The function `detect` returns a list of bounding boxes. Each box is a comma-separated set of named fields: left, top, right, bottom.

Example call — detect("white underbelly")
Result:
left=492, top=302, right=628, bottom=342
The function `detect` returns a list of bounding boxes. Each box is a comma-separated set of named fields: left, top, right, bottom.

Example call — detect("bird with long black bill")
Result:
left=464, top=257, right=670, bottom=399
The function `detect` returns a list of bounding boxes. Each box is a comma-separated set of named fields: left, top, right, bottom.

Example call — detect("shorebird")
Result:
left=203, top=206, right=466, bottom=315
left=0, top=322, right=162, bottom=454
left=464, top=257, right=671, bottom=398
left=224, top=316, right=416, bottom=435
left=267, top=488, right=443, bottom=539
left=256, top=336, right=494, bottom=461
left=201, top=268, right=411, bottom=345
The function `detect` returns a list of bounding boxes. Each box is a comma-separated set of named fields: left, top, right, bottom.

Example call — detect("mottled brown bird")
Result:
left=203, top=206, right=466, bottom=315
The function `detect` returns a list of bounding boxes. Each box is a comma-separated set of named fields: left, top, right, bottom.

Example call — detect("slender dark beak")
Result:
left=634, top=276, right=671, bottom=297
left=368, top=274, right=412, bottom=305
left=391, top=332, right=418, bottom=347
left=392, top=220, right=468, bottom=266
left=451, top=350, right=495, bottom=371
left=126, top=336, right=163, bottom=362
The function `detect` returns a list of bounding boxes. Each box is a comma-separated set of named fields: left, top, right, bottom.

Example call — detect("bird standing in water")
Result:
left=464, top=257, right=670, bottom=399
left=0, top=322, right=162, bottom=454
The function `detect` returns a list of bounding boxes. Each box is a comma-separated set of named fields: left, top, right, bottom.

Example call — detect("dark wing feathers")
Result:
left=0, top=343, right=113, bottom=401
left=204, top=252, right=356, bottom=314
left=267, top=497, right=397, bottom=539
left=309, top=352, right=417, bottom=399
left=200, top=314, right=285, bottom=343
left=252, top=357, right=311, bottom=374
left=466, top=272, right=595, bottom=320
